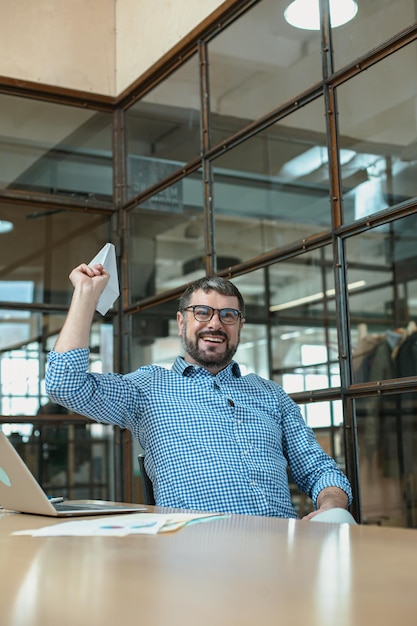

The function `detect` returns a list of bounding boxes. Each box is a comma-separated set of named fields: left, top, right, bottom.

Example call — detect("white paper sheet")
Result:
left=88, top=243, right=120, bottom=315
left=13, top=512, right=228, bottom=537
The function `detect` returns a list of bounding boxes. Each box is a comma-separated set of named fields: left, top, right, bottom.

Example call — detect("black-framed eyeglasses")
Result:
left=182, top=305, right=242, bottom=325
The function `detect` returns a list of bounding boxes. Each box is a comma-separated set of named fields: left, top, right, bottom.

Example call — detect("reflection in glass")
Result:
left=220, top=270, right=269, bottom=377
left=272, top=324, right=340, bottom=392
left=333, top=0, right=417, bottom=70
left=0, top=314, right=111, bottom=417
left=269, top=251, right=336, bottom=318
left=347, top=214, right=417, bottom=383
left=126, top=55, right=200, bottom=199
left=0, top=94, right=113, bottom=199
left=304, top=399, right=342, bottom=430
left=355, top=389, right=417, bottom=527
left=4, top=424, right=114, bottom=500
left=212, top=100, right=331, bottom=259
left=1, top=343, right=48, bottom=416
left=0, top=203, right=111, bottom=306
left=235, top=323, right=269, bottom=381
left=0, top=281, right=33, bottom=320
left=338, top=43, right=417, bottom=222
left=208, top=0, right=321, bottom=140
left=127, top=178, right=205, bottom=301
left=129, top=307, right=181, bottom=371
left=266, top=250, right=340, bottom=399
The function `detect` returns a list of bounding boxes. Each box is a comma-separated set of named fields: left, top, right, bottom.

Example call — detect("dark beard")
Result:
left=181, top=327, right=239, bottom=371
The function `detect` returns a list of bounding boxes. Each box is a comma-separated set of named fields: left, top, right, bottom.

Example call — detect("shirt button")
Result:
left=228, top=398, right=235, bottom=407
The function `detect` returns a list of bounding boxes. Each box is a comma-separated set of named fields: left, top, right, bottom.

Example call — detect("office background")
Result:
left=1, top=0, right=417, bottom=527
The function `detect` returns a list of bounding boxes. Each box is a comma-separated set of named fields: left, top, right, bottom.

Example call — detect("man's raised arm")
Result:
left=54, top=263, right=110, bottom=352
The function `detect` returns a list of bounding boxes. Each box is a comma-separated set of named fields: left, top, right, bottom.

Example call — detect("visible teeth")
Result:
left=202, top=336, right=223, bottom=342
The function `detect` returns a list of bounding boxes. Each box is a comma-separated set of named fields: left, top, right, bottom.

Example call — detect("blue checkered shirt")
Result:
left=46, top=349, right=352, bottom=518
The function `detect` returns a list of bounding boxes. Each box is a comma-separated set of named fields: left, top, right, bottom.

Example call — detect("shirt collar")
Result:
left=173, top=356, right=241, bottom=379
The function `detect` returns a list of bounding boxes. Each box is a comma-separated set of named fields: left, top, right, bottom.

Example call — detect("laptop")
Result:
left=0, top=431, right=146, bottom=517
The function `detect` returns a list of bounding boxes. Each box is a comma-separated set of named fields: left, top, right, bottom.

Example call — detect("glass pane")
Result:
left=126, top=55, right=200, bottom=200
left=209, top=0, right=322, bottom=141
left=3, top=425, right=114, bottom=500
left=129, top=308, right=179, bottom=370
left=228, top=269, right=269, bottom=379
left=0, top=313, right=113, bottom=417
left=0, top=203, right=111, bottom=306
left=333, top=0, right=417, bottom=70
left=304, top=399, right=342, bottom=429
left=272, top=324, right=340, bottom=385
left=212, top=99, right=331, bottom=260
left=235, top=322, right=269, bottom=379
left=1, top=340, right=51, bottom=416
left=0, top=95, right=113, bottom=200
left=269, top=249, right=340, bottom=390
left=356, top=389, right=417, bottom=527
left=338, top=44, right=417, bottom=223
left=348, top=214, right=417, bottom=383
left=127, top=175, right=205, bottom=302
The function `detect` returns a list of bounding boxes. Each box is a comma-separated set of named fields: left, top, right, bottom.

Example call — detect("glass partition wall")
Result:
left=1, top=0, right=417, bottom=525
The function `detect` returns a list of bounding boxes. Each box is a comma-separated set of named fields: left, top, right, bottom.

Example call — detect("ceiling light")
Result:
left=284, top=0, right=358, bottom=30
left=0, top=220, right=13, bottom=234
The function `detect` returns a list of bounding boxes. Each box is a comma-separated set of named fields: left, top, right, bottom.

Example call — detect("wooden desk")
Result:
left=1, top=506, right=416, bottom=626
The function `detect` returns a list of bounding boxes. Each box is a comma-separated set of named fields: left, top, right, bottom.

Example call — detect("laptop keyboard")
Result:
left=54, top=503, right=127, bottom=512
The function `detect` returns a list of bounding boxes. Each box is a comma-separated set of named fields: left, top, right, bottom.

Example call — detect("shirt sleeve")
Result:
left=278, top=389, right=353, bottom=507
left=45, top=349, right=147, bottom=432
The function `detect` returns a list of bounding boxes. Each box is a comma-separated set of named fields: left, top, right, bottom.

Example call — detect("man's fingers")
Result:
left=84, top=263, right=105, bottom=276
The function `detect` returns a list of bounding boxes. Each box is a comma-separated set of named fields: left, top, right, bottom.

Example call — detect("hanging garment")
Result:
left=353, top=335, right=398, bottom=476
left=394, top=330, right=417, bottom=476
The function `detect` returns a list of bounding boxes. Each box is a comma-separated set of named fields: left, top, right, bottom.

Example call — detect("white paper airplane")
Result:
left=88, top=243, right=120, bottom=315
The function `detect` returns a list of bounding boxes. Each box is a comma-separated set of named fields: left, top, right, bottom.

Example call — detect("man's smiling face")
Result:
left=177, top=288, right=244, bottom=374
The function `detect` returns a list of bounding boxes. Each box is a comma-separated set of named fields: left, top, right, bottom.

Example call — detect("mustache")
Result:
left=197, top=329, right=228, bottom=340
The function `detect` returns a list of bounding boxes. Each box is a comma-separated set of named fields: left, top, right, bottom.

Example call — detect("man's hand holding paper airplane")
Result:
left=87, top=243, right=120, bottom=315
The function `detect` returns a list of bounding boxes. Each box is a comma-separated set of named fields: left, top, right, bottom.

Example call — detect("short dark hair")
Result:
left=179, top=276, right=245, bottom=316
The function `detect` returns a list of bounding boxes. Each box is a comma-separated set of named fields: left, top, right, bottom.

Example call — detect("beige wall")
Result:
left=115, top=0, right=225, bottom=95
left=0, top=0, right=116, bottom=94
left=0, top=0, right=226, bottom=97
